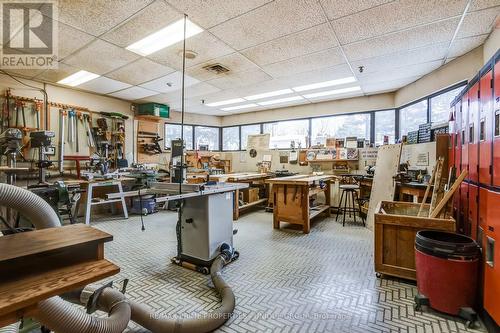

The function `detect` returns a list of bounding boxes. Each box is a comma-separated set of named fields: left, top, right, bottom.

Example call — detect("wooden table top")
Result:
left=266, top=174, right=334, bottom=185
left=0, top=224, right=112, bottom=262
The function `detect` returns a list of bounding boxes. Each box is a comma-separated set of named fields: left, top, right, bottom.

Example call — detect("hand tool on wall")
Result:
left=75, top=112, right=82, bottom=153
left=34, top=100, right=42, bottom=129
left=83, top=114, right=95, bottom=148
left=100, top=111, right=129, bottom=120
left=67, top=109, right=76, bottom=144
left=58, top=109, right=66, bottom=173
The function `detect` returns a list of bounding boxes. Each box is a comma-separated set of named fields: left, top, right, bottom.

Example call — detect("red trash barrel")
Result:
left=415, top=230, right=480, bottom=315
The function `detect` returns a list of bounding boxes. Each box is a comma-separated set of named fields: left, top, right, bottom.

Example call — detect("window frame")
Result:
left=163, top=122, right=194, bottom=150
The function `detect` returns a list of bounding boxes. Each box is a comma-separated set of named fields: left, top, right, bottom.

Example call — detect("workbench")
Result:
left=396, top=181, right=431, bottom=203
left=0, top=224, right=119, bottom=327
left=209, top=172, right=272, bottom=220
left=266, top=174, right=333, bottom=233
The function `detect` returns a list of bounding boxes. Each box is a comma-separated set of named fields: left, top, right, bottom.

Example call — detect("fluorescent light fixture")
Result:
left=303, top=86, right=362, bottom=99
left=57, top=70, right=100, bottom=87
left=244, top=88, right=293, bottom=101
left=126, top=18, right=203, bottom=56
left=221, top=103, right=258, bottom=111
left=292, top=76, right=357, bottom=92
left=206, top=98, right=246, bottom=107
left=258, top=96, right=304, bottom=106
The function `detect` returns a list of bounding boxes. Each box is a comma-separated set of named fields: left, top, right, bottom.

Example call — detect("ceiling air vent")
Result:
left=203, top=63, right=230, bottom=74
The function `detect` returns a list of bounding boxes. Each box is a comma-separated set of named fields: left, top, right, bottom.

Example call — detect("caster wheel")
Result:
left=466, top=320, right=477, bottom=329
left=414, top=304, right=421, bottom=312
left=375, top=273, right=382, bottom=278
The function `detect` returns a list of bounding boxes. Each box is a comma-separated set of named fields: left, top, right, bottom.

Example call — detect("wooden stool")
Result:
left=336, top=184, right=365, bottom=227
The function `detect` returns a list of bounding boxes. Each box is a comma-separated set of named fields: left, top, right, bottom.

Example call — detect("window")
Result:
left=311, top=113, right=370, bottom=145
left=222, top=126, right=239, bottom=151
left=241, top=124, right=261, bottom=150
left=263, top=119, right=309, bottom=149
left=195, top=126, right=220, bottom=150
left=374, top=110, right=395, bottom=145
left=164, top=124, right=193, bottom=150
left=399, top=100, right=428, bottom=138
left=430, top=86, right=463, bottom=125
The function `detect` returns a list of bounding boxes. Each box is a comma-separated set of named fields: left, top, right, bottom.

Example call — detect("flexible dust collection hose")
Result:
left=0, top=183, right=236, bottom=333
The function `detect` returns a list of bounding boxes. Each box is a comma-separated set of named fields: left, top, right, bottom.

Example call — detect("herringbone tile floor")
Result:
left=90, top=210, right=486, bottom=333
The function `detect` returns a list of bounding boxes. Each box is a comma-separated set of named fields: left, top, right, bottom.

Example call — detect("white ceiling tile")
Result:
left=304, top=90, right=364, bottom=103
left=241, top=23, right=339, bottom=66
left=209, top=0, right=327, bottom=50
left=358, top=60, right=442, bottom=84
left=448, top=35, right=489, bottom=58
left=56, top=0, right=154, bottom=36
left=231, top=79, right=292, bottom=96
left=62, top=39, right=140, bottom=74
left=351, top=43, right=449, bottom=75
left=262, top=47, right=345, bottom=78
left=165, top=0, right=273, bottom=28
left=192, top=90, right=243, bottom=105
left=161, top=82, right=221, bottom=105
left=106, top=58, right=175, bottom=85
left=2, top=69, right=45, bottom=79
left=101, top=0, right=181, bottom=48
left=343, top=18, right=458, bottom=61
left=360, top=76, right=422, bottom=93
left=320, top=0, right=393, bottom=20
left=457, top=6, right=500, bottom=38
left=187, top=52, right=260, bottom=81
left=469, top=0, right=500, bottom=12
left=331, top=0, right=466, bottom=44
left=206, top=69, right=272, bottom=90
left=139, top=71, right=200, bottom=93
left=78, top=76, right=132, bottom=94
left=278, top=63, right=354, bottom=87
left=57, top=23, right=96, bottom=59
left=109, top=86, right=158, bottom=100
left=147, top=31, right=234, bottom=68
left=8, top=20, right=95, bottom=61
left=34, top=63, right=80, bottom=82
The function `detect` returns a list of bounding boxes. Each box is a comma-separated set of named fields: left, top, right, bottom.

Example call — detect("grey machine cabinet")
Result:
left=180, top=191, right=234, bottom=265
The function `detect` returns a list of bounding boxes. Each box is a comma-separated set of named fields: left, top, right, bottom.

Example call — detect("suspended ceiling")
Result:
left=3, top=0, right=499, bottom=116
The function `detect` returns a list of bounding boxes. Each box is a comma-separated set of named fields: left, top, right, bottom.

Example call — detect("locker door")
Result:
left=453, top=103, right=462, bottom=225
left=493, top=60, right=500, bottom=187
left=460, top=182, right=469, bottom=235
left=469, top=184, right=479, bottom=240
left=469, top=82, right=480, bottom=184
left=479, top=70, right=494, bottom=185
left=461, top=96, right=469, bottom=180
left=484, top=190, right=500, bottom=325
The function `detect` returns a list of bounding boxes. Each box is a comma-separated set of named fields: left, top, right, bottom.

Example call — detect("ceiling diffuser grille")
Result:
left=203, top=63, right=230, bottom=74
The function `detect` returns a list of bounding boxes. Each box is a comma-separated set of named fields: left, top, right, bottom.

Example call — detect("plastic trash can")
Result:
left=414, top=230, right=480, bottom=327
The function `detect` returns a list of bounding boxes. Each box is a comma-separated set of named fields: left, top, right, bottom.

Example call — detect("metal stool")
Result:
left=336, top=184, right=365, bottom=227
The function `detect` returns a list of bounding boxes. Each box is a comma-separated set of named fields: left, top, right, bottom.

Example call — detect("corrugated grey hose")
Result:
left=0, top=183, right=131, bottom=333
left=129, top=254, right=235, bottom=333
left=0, top=183, right=236, bottom=333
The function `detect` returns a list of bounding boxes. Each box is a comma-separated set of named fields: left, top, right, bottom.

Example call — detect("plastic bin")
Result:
left=415, top=230, right=480, bottom=324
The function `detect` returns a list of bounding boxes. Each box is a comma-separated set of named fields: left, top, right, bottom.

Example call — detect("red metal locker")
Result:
left=468, top=184, right=479, bottom=240
left=461, top=96, right=469, bottom=180
left=479, top=70, right=494, bottom=185
left=460, top=182, right=469, bottom=235
left=484, top=190, right=500, bottom=325
left=455, top=100, right=462, bottom=174
left=493, top=59, right=500, bottom=187
left=469, top=82, right=480, bottom=184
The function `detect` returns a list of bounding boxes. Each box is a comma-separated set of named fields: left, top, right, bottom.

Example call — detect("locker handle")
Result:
left=486, top=237, right=495, bottom=268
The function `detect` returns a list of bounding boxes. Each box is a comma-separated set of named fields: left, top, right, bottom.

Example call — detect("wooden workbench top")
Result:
left=266, top=174, right=334, bottom=185
left=0, top=224, right=113, bottom=262
left=0, top=225, right=119, bottom=326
